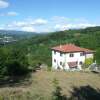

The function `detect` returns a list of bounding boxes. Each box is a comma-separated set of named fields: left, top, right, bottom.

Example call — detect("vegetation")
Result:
left=95, top=48, right=100, bottom=64
left=0, top=71, right=100, bottom=100
left=0, top=26, right=100, bottom=81
left=22, top=26, right=100, bottom=67
left=0, top=47, right=29, bottom=82
left=84, top=58, right=93, bottom=68
left=0, top=26, right=100, bottom=99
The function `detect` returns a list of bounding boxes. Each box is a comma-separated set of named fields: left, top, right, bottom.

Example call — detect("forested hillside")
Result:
left=20, top=26, right=100, bottom=67
left=0, top=26, right=100, bottom=80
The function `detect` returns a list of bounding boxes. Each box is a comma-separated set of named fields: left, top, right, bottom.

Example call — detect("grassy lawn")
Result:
left=0, top=70, right=100, bottom=100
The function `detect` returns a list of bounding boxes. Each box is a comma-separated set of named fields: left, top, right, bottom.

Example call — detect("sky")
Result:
left=0, top=0, right=100, bottom=32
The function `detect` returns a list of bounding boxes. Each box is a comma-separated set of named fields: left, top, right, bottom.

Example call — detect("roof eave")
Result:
left=52, top=49, right=95, bottom=53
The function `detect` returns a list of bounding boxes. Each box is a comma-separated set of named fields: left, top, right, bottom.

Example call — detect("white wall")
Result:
left=65, top=52, right=85, bottom=70
left=52, top=50, right=93, bottom=70
left=65, top=52, right=85, bottom=62
left=86, top=53, right=93, bottom=59
left=52, top=51, right=65, bottom=70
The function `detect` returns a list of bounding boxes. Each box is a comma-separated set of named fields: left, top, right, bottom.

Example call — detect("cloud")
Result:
left=52, top=16, right=70, bottom=24
left=8, top=18, right=48, bottom=27
left=7, top=21, right=27, bottom=27
left=73, top=18, right=89, bottom=23
left=54, top=23, right=97, bottom=31
left=0, top=11, right=19, bottom=16
left=53, top=16, right=98, bottom=31
left=52, top=16, right=90, bottom=25
left=2, top=18, right=48, bottom=32
left=21, top=26, right=36, bottom=32
left=0, top=16, right=98, bottom=32
left=7, top=12, right=18, bottom=16
left=33, top=19, right=48, bottom=25
left=0, top=0, right=9, bottom=8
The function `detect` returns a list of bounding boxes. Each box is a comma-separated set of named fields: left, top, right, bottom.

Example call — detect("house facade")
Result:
left=51, top=44, right=94, bottom=70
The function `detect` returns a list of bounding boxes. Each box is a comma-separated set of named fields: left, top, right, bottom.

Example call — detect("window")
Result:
left=69, top=53, right=74, bottom=57
left=60, top=52, right=63, bottom=57
left=60, top=62, right=62, bottom=65
left=79, top=61, right=83, bottom=65
left=54, top=51, right=56, bottom=54
left=80, top=52, right=85, bottom=56
left=54, top=59, right=56, bottom=62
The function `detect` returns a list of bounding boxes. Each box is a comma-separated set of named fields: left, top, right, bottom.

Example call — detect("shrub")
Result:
left=5, top=60, right=29, bottom=76
left=83, top=58, right=93, bottom=68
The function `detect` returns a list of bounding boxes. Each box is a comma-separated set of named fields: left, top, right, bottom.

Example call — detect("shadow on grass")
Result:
left=91, top=71, right=100, bottom=74
left=0, top=73, right=32, bottom=88
left=70, top=85, right=100, bottom=100
left=52, top=85, right=100, bottom=100
left=52, top=86, right=67, bottom=100
left=0, top=68, right=42, bottom=88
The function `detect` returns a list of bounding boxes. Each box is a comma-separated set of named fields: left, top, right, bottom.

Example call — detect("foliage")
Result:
left=52, top=78, right=67, bottom=100
left=0, top=47, right=29, bottom=79
left=85, top=58, right=93, bottom=66
left=5, top=60, right=28, bottom=76
left=95, top=48, right=100, bottom=64
left=1, top=26, right=100, bottom=78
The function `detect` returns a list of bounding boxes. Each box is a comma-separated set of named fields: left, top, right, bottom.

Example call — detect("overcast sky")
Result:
left=0, top=0, right=100, bottom=32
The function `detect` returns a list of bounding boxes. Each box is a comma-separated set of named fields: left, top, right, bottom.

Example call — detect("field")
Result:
left=0, top=70, right=100, bottom=100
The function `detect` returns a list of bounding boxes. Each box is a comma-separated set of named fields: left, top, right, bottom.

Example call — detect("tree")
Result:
left=0, top=47, right=29, bottom=78
left=95, top=48, right=100, bottom=64
left=0, top=48, right=8, bottom=76
left=5, top=60, right=28, bottom=76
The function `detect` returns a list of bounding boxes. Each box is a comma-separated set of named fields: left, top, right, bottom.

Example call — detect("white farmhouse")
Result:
left=51, top=44, right=94, bottom=70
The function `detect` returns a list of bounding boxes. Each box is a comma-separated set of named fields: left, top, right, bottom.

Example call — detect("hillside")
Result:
left=0, top=30, right=37, bottom=36
left=0, top=26, right=100, bottom=78
left=1, top=26, right=100, bottom=68
left=0, top=27, right=100, bottom=99
left=0, top=30, right=38, bottom=43
left=16, top=26, right=100, bottom=67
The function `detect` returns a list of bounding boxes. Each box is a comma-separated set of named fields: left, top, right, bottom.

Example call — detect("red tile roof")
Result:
left=51, top=44, right=94, bottom=53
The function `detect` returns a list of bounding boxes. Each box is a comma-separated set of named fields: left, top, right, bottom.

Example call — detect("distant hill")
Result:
left=0, top=30, right=39, bottom=45
left=0, top=30, right=39, bottom=42
left=0, top=30, right=37, bottom=35
left=26, top=26, right=100, bottom=49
